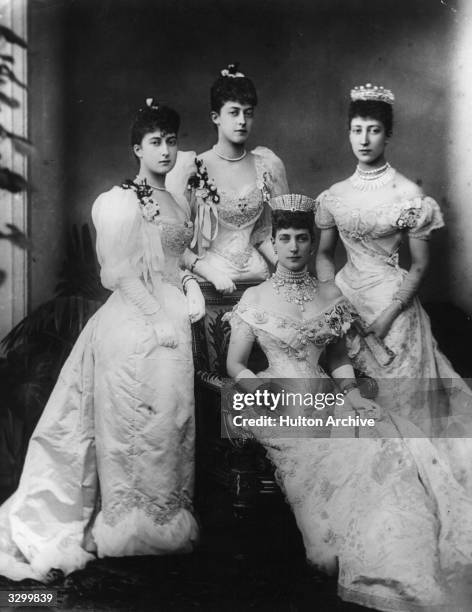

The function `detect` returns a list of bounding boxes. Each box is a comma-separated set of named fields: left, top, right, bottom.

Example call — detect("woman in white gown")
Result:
left=225, top=194, right=472, bottom=611
left=170, top=64, right=289, bottom=293
left=0, top=100, right=205, bottom=581
left=315, top=84, right=472, bottom=492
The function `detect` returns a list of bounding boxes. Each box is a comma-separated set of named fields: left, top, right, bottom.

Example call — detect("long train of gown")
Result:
left=225, top=295, right=472, bottom=611
left=0, top=186, right=198, bottom=581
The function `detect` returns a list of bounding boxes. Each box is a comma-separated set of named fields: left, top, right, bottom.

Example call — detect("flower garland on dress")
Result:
left=122, top=178, right=160, bottom=223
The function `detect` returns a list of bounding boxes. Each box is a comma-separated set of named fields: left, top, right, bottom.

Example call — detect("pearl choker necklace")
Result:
left=350, top=162, right=395, bottom=191
left=213, top=146, right=247, bottom=162
left=271, top=267, right=317, bottom=312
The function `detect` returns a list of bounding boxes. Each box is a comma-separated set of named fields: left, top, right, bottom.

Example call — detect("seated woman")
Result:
left=0, top=100, right=204, bottom=581
left=225, top=194, right=472, bottom=612
left=169, top=64, right=289, bottom=293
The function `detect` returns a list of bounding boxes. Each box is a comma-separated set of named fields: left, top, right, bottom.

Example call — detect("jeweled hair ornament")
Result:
left=220, top=63, right=245, bottom=78
left=145, top=97, right=159, bottom=110
left=270, top=194, right=317, bottom=213
left=350, top=83, right=395, bottom=105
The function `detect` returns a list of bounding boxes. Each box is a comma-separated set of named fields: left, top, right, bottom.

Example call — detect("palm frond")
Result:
left=0, top=25, right=27, bottom=48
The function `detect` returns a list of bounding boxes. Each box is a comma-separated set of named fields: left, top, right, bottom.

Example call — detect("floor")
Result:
left=0, top=483, right=367, bottom=612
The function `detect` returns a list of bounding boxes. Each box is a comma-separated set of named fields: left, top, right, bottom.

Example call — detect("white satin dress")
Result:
left=0, top=185, right=198, bottom=581
left=225, top=294, right=472, bottom=611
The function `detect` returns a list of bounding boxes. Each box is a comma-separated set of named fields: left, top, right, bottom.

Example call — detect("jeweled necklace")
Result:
left=350, top=162, right=395, bottom=191
left=213, top=145, right=247, bottom=162
left=271, top=266, right=317, bottom=312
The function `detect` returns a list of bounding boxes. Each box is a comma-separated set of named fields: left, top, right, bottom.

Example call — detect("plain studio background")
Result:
left=0, top=1, right=471, bottom=609
left=28, top=0, right=472, bottom=319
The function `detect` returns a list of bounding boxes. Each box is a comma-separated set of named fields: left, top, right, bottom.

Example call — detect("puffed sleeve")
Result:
left=91, top=187, right=163, bottom=317
left=394, top=196, right=444, bottom=240
left=252, top=146, right=289, bottom=196
left=92, top=187, right=142, bottom=290
left=251, top=146, right=289, bottom=245
left=222, top=303, right=257, bottom=341
left=315, top=190, right=337, bottom=229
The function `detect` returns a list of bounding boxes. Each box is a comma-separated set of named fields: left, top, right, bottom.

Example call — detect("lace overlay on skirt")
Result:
left=225, top=295, right=472, bottom=612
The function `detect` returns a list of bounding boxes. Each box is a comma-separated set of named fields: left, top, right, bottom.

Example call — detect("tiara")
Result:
left=350, top=83, right=395, bottom=105
left=270, top=194, right=317, bottom=213
left=221, top=63, right=245, bottom=78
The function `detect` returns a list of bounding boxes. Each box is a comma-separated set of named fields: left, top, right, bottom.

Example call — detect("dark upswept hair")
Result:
left=271, top=210, right=315, bottom=240
left=348, top=100, right=393, bottom=137
left=210, top=66, right=258, bottom=113
left=131, top=102, right=180, bottom=147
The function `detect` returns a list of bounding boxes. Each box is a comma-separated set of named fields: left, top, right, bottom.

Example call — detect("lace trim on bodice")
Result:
left=225, top=297, right=357, bottom=354
left=191, top=151, right=275, bottom=253
left=315, top=191, right=443, bottom=242
left=156, top=218, right=194, bottom=256
left=217, top=186, right=265, bottom=229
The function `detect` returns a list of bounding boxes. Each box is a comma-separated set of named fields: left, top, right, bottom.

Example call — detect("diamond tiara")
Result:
left=350, top=83, right=395, bottom=105
left=270, top=194, right=317, bottom=213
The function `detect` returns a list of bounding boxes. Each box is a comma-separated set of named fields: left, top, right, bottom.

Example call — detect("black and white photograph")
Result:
left=0, top=0, right=472, bottom=610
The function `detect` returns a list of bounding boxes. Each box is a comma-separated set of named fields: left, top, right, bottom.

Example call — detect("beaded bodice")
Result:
left=225, top=298, right=356, bottom=378
left=315, top=191, right=444, bottom=275
left=217, top=186, right=264, bottom=229
left=316, top=191, right=443, bottom=243
left=158, top=219, right=194, bottom=256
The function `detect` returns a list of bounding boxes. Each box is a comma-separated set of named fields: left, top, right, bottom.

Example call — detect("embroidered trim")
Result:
left=103, top=490, right=193, bottom=527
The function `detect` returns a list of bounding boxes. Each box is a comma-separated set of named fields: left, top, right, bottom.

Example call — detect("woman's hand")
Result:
left=185, top=280, right=206, bottom=323
left=343, top=389, right=384, bottom=420
left=366, top=303, right=401, bottom=339
left=191, top=256, right=236, bottom=293
left=206, top=268, right=236, bottom=294
left=153, top=319, right=178, bottom=348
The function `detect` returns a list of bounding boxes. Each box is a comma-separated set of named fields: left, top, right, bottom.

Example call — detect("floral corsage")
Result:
left=324, top=301, right=357, bottom=337
left=122, top=178, right=160, bottom=223
left=395, top=199, right=423, bottom=230
left=188, top=159, right=220, bottom=204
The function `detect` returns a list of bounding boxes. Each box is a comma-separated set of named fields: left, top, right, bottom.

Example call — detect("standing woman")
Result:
left=178, top=64, right=289, bottom=292
left=315, top=84, right=472, bottom=486
left=0, top=100, right=203, bottom=581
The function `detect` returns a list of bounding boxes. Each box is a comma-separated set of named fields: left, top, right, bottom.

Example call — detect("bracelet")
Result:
left=182, top=274, right=197, bottom=293
left=341, top=381, right=359, bottom=396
